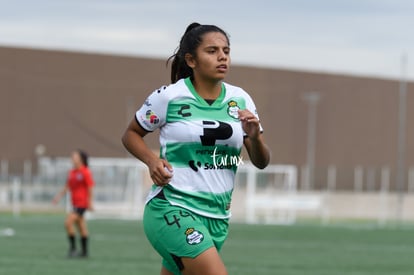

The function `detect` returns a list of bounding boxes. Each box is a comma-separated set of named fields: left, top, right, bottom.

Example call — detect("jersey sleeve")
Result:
left=135, top=86, right=169, bottom=132
left=244, top=92, right=264, bottom=136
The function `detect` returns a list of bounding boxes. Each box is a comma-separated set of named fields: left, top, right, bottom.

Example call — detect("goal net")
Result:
left=37, top=157, right=152, bottom=220
left=235, top=164, right=299, bottom=224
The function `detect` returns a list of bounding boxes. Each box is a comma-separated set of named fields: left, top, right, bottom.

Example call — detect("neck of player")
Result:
left=191, top=76, right=222, bottom=100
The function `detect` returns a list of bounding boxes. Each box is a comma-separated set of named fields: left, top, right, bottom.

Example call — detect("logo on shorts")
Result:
left=227, top=100, right=240, bottom=119
left=185, top=228, right=204, bottom=245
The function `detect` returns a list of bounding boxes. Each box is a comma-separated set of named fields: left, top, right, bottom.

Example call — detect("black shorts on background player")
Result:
left=73, top=207, right=87, bottom=217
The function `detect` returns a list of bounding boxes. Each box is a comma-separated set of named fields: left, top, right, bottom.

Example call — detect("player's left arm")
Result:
left=52, top=183, right=68, bottom=205
left=239, top=109, right=271, bottom=169
left=87, top=186, right=94, bottom=211
left=84, top=169, right=94, bottom=211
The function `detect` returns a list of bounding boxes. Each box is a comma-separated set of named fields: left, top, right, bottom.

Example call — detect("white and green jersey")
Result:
left=136, top=77, right=262, bottom=219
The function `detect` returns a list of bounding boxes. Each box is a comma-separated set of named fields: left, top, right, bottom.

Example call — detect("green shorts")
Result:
left=143, top=197, right=229, bottom=275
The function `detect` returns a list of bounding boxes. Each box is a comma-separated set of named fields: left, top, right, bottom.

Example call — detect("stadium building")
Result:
left=1, top=46, right=413, bottom=190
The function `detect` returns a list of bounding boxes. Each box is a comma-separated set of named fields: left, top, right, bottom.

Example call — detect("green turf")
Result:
left=1, top=215, right=414, bottom=275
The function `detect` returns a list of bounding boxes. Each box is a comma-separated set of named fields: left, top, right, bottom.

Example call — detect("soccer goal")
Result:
left=86, top=158, right=151, bottom=220
left=236, top=163, right=322, bottom=224
left=36, top=157, right=152, bottom=220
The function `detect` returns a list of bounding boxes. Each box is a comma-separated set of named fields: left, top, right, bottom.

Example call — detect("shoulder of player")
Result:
left=79, top=166, right=92, bottom=175
left=223, top=82, right=252, bottom=98
left=149, top=79, right=188, bottom=101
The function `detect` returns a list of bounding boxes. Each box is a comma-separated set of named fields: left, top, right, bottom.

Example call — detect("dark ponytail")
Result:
left=77, top=149, right=89, bottom=167
left=167, top=22, right=230, bottom=84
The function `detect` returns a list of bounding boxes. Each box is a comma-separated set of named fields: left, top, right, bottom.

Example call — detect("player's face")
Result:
left=189, top=32, right=230, bottom=82
left=71, top=151, right=82, bottom=168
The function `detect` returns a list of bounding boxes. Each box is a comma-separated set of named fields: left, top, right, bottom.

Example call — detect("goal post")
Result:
left=238, top=163, right=300, bottom=224
left=86, top=158, right=151, bottom=220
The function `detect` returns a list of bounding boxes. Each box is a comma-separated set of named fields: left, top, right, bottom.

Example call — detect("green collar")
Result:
left=184, top=77, right=226, bottom=107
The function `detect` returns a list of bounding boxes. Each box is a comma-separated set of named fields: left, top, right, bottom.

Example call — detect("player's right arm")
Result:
left=123, top=87, right=173, bottom=186
left=122, top=119, right=172, bottom=186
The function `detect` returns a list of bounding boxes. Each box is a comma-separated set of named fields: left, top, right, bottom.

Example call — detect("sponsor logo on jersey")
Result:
left=200, top=121, right=233, bottom=146
left=188, top=160, right=202, bottom=172
left=185, top=228, right=204, bottom=245
left=145, top=110, right=159, bottom=124
left=178, top=104, right=192, bottom=117
left=210, top=147, right=244, bottom=168
left=189, top=147, right=244, bottom=172
left=227, top=100, right=240, bottom=119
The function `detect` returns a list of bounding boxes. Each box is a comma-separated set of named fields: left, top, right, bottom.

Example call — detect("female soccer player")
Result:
left=122, top=23, right=270, bottom=275
left=53, top=150, right=94, bottom=258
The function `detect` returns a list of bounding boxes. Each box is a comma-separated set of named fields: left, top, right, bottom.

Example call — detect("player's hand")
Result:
left=238, top=109, right=260, bottom=140
left=148, top=158, right=173, bottom=187
left=88, top=203, right=94, bottom=211
left=52, top=196, right=59, bottom=205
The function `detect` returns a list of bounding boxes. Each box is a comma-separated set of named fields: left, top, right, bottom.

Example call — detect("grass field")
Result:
left=1, top=215, right=414, bottom=275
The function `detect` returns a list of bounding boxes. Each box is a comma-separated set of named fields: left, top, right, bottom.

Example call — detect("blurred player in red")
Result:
left=53, top=150, right=94, bottom=258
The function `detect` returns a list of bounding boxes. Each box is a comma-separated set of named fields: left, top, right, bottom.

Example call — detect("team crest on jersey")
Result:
left=145, top=110, right=159, bottom=124
left=76, top=173, right=83, bottom=181
left=185, top=228, right=204, bottom=245
left=227, top=100, right=240, bottom=119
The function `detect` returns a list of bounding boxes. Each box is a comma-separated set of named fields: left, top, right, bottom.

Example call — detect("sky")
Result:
left=1, top=0, right=414, bottom=80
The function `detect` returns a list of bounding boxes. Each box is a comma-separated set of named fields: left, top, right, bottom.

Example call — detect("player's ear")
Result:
left=185, top=53, right=196, bottom=69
